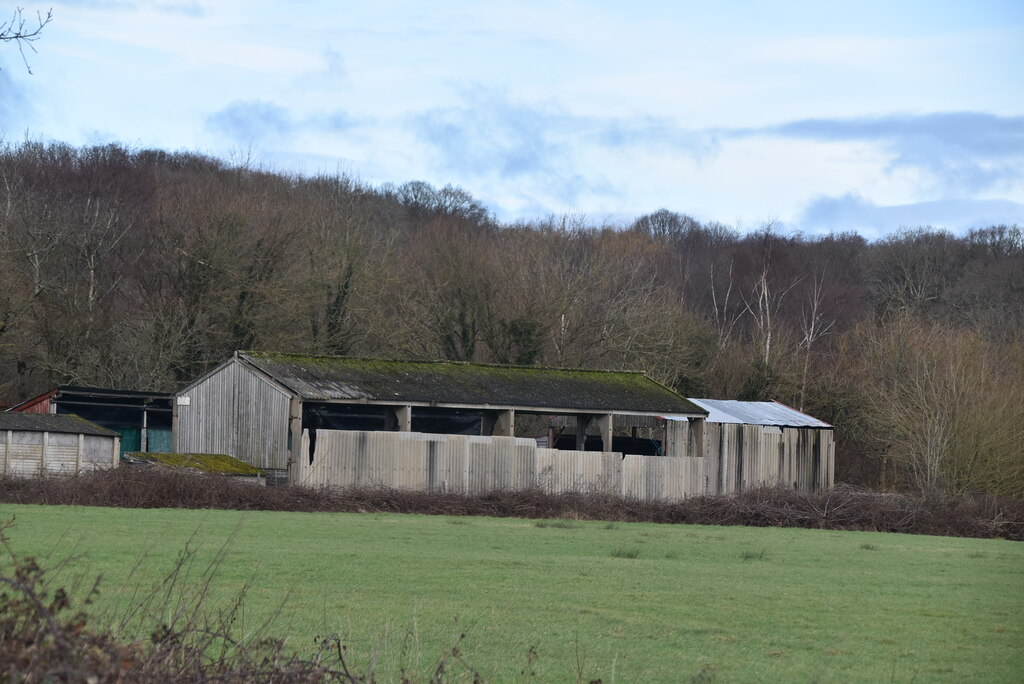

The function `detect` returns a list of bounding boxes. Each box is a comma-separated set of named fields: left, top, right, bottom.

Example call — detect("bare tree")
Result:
left=740, top=226, right=803, bottom=368
left=709, top=258, right=742, bottom=350
left=855, top=313, right=1024, bottom=496
left=797, top=270, right=836, bottom=410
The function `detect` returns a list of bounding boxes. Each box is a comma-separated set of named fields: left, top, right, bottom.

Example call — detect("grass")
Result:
left=534, top=518, right=578, bottom=529
left=2, top=503, right=1022, bottom=682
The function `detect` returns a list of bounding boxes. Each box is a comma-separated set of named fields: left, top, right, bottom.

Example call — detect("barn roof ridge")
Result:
left=232, top=351, right=706, bottom=415
left=239, top=350, right=656, bottom=377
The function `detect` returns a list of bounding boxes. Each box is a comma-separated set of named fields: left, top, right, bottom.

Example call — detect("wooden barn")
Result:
left=686, top=399, right=834, bottom=494
left=0, top=413, right=120, bottom=477
left=8, top=386, right=173, bottom=456
left=173, top=351, right=708, bottom=485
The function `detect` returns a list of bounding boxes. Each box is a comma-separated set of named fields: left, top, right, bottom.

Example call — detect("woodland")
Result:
left=0, top=142, right=1021, bottom=497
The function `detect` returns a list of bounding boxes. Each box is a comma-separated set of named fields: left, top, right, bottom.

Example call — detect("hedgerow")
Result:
left=0, top=468, right=1020, bottom=541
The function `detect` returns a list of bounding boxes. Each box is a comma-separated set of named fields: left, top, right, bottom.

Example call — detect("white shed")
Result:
left=0, top=413, right=120, bottom=477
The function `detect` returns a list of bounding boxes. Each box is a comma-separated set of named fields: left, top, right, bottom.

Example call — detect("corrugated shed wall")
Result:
left=295, top=430, right=541, bottom=495
left=296, top=429, right=711, bottom=501
left=0, top=430, right=118, bottom=477
left=622, top=454, right=705, bottom=501
left=175, top=360, right=291, bottom=469
left=293, top=425, right=833, bottom=499
left=705, top=423, right=834, bottom=494
left=536, top=449, right=622, bottom=494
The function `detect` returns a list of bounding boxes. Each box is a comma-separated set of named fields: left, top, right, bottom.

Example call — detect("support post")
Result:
left=287, top=395, right=303, bottom=475
left=597, top=414, right=613, bottom=452
left=141, top=405, right=148, bottom=453
left=171, top=397, right=179, bottom=453
left=689, top=418, right=705, bottom=460
left=493, top=409, right=514, bottom=436
left=576, top=415, right=593, bottom=451
left=386, top=405, right=412, bottom=432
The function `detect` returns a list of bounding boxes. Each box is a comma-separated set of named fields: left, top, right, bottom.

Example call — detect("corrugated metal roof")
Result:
left=58, top=386, right=174, bottom=400
left=237, top=352, right=706, bottom=415
left=685, top=399, right=832, bottom=428
left=0, top=412, right=118, bottom=437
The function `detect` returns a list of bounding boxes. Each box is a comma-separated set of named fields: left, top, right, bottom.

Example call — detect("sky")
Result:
left=2, top=0, right=1023, bottom=237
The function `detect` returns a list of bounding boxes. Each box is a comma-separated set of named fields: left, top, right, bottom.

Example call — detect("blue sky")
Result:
left=2, top=0, right=1023, bottom=236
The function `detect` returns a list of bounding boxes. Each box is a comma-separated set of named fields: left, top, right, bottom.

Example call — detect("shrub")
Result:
left=0, top=468, right=1021, bottom=541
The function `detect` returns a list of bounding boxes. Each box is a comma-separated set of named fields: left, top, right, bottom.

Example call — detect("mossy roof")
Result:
left=0, top=412, right=117, bottom=437
left=239, top=351, right=705, bottom=415
left=131, top=452, right=264, bottom=475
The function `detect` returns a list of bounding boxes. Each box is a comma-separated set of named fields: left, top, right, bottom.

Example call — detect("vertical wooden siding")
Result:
left=234, top=366, right=291, bottom=469
left=175, top=360, right=291, bottom=469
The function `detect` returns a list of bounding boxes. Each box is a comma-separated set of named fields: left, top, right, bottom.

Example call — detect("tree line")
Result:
left=1, top=142, right=1021, bottom=497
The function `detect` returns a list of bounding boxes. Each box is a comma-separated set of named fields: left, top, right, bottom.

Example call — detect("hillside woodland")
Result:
left=0, top=142, right=1021, bottom=497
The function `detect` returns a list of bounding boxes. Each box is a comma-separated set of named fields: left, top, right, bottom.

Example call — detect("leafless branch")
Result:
left=1, top=7, right=52, bottom=74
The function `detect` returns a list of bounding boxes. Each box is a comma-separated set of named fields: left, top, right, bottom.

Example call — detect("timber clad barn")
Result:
left=173, top=351, right=834, bottom=498
left=174, top=351, right=707, bottom=485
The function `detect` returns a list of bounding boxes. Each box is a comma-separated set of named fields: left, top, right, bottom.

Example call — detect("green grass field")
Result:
left=2, top=503, right=1021, bottom=682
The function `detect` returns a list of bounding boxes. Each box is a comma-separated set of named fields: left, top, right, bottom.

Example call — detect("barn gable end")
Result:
left=174, top=355, right=293, bottom=480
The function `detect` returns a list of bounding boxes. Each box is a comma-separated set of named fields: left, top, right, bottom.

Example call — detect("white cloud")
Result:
left=798, top=194, right=1024, bottom=238
left=10, top=0, right=1022, bottom=235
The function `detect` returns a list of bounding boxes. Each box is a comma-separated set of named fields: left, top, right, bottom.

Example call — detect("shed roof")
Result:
left=685, top=399, right=831, bottom=428
left=0, top=412, right=118, bottom=437
left=58, top=386, right=174, bottom=400
left=5, top=389, right=58, bottom=413
left=235, top=351, right=705, bottom=415
left=7, top=386, right=173, bottom=412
